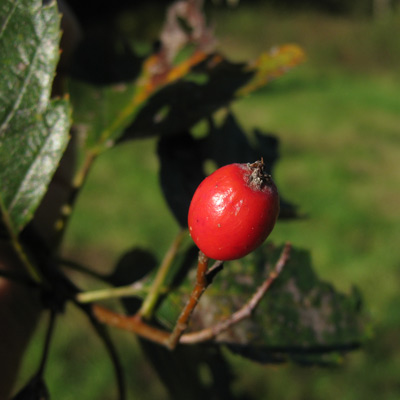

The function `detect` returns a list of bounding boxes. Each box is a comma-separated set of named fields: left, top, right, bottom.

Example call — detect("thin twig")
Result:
left=79, top=303, right=126, bottom=400
left=1, top=222, right=43, bottom=283
left=93, top=305, right=170, bottom=346
left=0, top=268, right=39, bottom=287
left=54, top=151, right=97, bottom=239
left=93, top=251, right=214, bottom=349
left=76, top=282, right=146, bottom=303
left=205, top=260, right=224, bottom=282
left=92, top=244, right=291, bottom=349
left=181, top=242, right=292, bottom=344
left=58, top=257, right=107, bottom=281
left=139, top=229, right=187, bottom=319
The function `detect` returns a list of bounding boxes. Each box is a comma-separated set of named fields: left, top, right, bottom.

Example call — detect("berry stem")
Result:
left=166, top=251, right=209, bottom=349
left=92, top=245, right=291, bottom=348
left=92, top=254, right=224, bottom=349
left=181, top=242, right=291, bottom=344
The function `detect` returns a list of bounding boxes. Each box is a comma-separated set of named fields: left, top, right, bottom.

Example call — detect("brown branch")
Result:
left=93, top=251, right=218, bottom=349
left=93, top=244, right=291, bottom=349
left=93, top=305, right=170, bottom=346
left=166, top=251, right=209, bottom=349
left=181, top=242, right=292, bottom=344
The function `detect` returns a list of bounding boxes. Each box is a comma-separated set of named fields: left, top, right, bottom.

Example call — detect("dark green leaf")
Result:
left=67, top=34, right=143, bottom=153
left=120, top=45, right=304, bottom=141
left=139, top=340, right=238, bottom=400
left=67, top=78, right=139, bottom=153
left=157, top=132, right=206, bottom=227
left=78, top=303, right=126, bottom=400
left=70, top=44, right=304, bottom=152
left=126, top=239, right=198, bottom=319
left=155, top=244, right=367, bottom=365
left=120, top=55, right=252, bottom=140
left=108, top=248, right=158, bottom=287
left=0, top=0, right=70, bottom=235
left=201, top=113, right=278, bottom=168
left=68, top=50, right=211, bottom=153
left=108, top=247, right=158, bottom=313
left=69, top=33, right=143, bottom=85
left=158, top=114, right=298, bottom=227
left=12, top=375, right=49, bottom=400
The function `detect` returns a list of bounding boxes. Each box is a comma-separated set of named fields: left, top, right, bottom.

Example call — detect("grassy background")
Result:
left=17, top=3, right=400, bottom=399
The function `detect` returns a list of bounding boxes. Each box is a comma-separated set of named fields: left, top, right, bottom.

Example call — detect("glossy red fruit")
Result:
left=188, top=159, right=279, bottom=261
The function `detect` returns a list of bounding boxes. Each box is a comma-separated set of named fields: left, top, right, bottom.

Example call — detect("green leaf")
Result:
left=155, top=244, right=367, bottom=365
left=68, top=79, right=139, bottom=153
left=124, top=237, right=198, bottom=319
left=121, top=46, right=304, bottom=140
left=109, top=247, right=158, bottom=314
left=120, top=54, right=252, bottom=140
left=68, top=51, right=214, bottom=152
left=0, top=0, right=70, bottom=235
left=108, top=248, right=158, bottom=287
left=69, top=33, right=143, bottom=86
left=158, top=114, right=298, bottom=227
left=157, top=132, right=206, bottom=227
left=69, top=43, right=304, bottom=153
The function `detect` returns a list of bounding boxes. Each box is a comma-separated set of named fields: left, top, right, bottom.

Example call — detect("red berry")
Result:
left=188, top=160, right=280, bottom=261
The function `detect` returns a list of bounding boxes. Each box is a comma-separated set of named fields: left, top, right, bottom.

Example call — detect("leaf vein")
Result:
left=0, top=1, right=17, bottom=39
left=0, top=8, right=50, bottom=135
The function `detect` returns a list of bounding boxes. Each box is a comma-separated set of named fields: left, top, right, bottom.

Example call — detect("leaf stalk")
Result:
left=139, top=229, right=187, bottom=319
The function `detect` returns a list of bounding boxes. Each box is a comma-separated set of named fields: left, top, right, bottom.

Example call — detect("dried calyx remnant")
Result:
left=247, top=158, right=273, bottom=190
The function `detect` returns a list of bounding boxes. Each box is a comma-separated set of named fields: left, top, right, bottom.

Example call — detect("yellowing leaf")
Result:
left=236, top=44, right=306, bottom=97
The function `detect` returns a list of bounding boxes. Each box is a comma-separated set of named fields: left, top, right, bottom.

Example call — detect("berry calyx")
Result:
left=188, top=159, right=280, bottom=261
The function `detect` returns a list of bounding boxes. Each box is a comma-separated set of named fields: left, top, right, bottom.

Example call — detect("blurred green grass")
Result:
left=17, top=4, right=400, bottom=400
